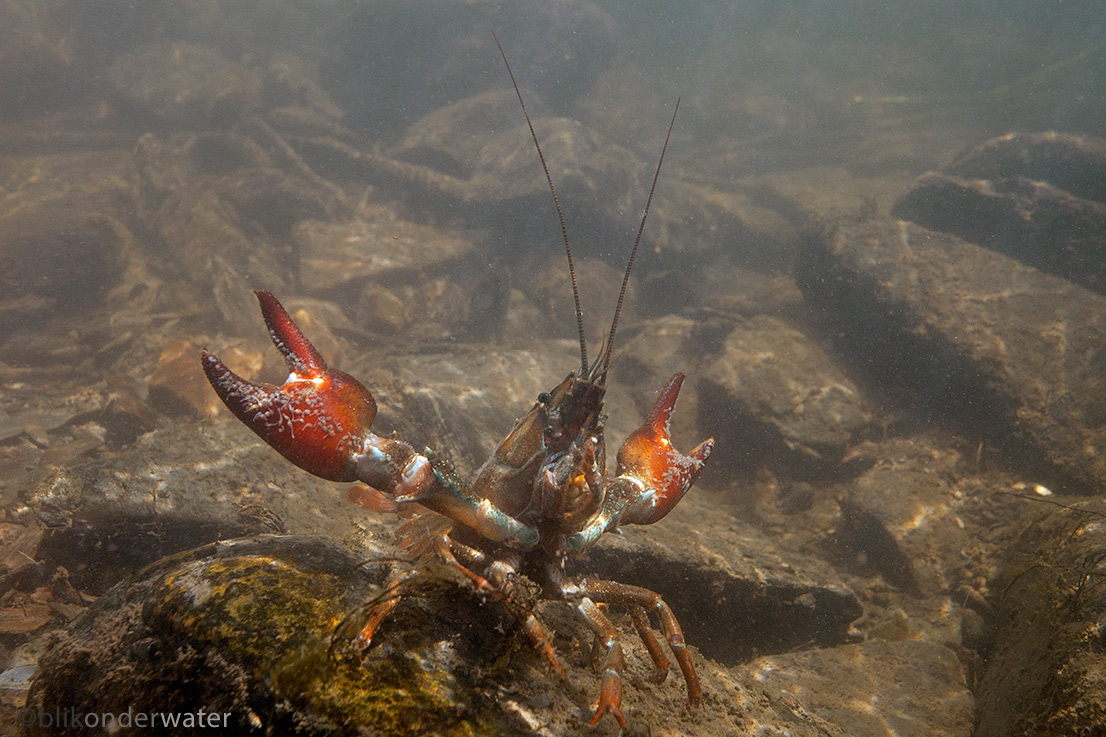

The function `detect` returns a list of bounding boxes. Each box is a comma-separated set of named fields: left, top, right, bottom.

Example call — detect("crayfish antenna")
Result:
left=598, top=98, right=680, bottom=380
left=493, top=31, right=589, bottom=377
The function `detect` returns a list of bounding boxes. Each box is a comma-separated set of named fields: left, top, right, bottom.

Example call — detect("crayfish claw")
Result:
left=201, top=293, right=378, bottom=483
left=617, top=373, right=714, bottom=526
left=254, top=289, right=329, bottom=378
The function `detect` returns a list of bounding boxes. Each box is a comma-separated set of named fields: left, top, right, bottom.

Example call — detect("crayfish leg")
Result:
left=520, top=611, right=565, bottom=678
left=630, top=604, right=671, bottom=683
left=579, top=578, right=701, bottom=709
left=577, top=597, right=627, bottom=727
left=433, top=534, right=495, bottom=593
left=354, top=568, right=411, bottom=653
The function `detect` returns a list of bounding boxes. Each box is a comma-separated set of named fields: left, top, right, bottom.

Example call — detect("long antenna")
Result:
left=598, top=98, right=680, bottom=377
left=493, top=32, right=589, bottom=376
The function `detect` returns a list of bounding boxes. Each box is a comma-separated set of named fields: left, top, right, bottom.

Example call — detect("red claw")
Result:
left=201, top=291, right=377, bottom=482
left=618, top=373, right=713, bottom=525
left=255, top=289, right=329, bottom=377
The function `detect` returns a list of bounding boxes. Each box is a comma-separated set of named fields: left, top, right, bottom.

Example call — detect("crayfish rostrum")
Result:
left=201, top=37, right=714, bottom=728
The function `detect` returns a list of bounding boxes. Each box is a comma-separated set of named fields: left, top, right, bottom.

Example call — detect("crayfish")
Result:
left=201, top=37, right=714, bottom=727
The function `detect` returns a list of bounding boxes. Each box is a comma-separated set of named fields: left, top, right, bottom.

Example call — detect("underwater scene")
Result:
left=1, top=1, right=1105, bottom=735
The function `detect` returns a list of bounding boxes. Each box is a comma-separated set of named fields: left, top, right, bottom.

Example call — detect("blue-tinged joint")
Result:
left=565, top=518, right=610, bottom=553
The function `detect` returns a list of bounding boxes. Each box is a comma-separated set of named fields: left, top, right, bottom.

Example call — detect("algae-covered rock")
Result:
left=24, top=535, right=516, bottom=736
left=21, top=531, right=883, bottom=737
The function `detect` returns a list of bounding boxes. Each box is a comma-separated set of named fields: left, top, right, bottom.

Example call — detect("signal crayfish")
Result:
left=200, top=38, right=714, bottom=728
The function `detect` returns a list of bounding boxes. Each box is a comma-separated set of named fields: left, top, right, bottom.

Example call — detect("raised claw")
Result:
left=203, top=291, right=540, bottom=550
left=564, top=373, right=712, bottom=552
left=617, top=373, right=713, bottom=526
left=201, top=290, right=376, bottom=482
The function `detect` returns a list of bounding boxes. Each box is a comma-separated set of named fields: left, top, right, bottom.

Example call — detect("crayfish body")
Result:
left=202, top=293, right=712, bottom=725
left=201, top=37, right=713, bottom=728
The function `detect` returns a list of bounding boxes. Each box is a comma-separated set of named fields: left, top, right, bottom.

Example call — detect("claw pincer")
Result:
left=202, top=291, right=539, bottom=549
left=201, top=290, right=374, bottom=482
left=563, top=373, right=714, bottom=552
left=619, top=373, right=713, bottom=525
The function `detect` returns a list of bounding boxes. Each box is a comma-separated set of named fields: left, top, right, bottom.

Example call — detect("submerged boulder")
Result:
left=25, top=535, right=518, bottom=736
left=797, top=216, right=1106, bottom=494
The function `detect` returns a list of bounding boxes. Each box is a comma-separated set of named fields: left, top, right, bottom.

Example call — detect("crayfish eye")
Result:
left=537, top=391, right=552, bottom=405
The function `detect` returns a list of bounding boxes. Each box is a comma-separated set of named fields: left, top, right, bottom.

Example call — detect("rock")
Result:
left=107, top=41, right=262, bottom=129
left=0, top=604, right=54, bottom=636
left=946, top=131, right=1106, bottom=205
left=891, top=132, right=1106, bottom=296
left=148, top=339, right=265, bottom=419
left=697, top=315, right=872, bottom=481
left=0, top=150, right=141, bottom=337
left=745, top=166, right=917, bottom=225
left=892, top=171, right=1106, bottom=295
left=389, top=89, right=542, bottom=173
left=23, top=535, right=512, bottom=737
left=0, top=640, right=40, bottom=704
left=149, top=340, right=222, bottom=419
left=701, top=265, right=807, bottom=322
left=836, top=437, right=997, bottom=612
left=830, top=498, right=921, bottom=595
left=796, top=217, right=1106, bottom=494
left=352, top=114, right=660, bottom=265
left=21, top=533, right=867, bottom=737
left=582, top=497, right=864, bottom=666
left=749, top=640, right=973, bottom=737
left=292, top=203, right=475, bottom=293
left=332, top=99, right=792, bottom=277
left=974, top=498, right=1106, bottom=737
left=0, top=524, right=45, bottom=584
left=25, top=420, right=377, bottom=594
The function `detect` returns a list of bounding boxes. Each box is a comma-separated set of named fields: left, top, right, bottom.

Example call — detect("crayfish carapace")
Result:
left=201, top=36, right=714, bottom=728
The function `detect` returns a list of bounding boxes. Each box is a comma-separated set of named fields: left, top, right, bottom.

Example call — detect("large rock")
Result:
left=698, top=315, right=873, bottom=481
left=292, top=203, right=475, bottom=294
left=946, top=131, right=1106, bottom=205
left=892, top=172, right=1106, bottom=295
left=24, top=536, right=515, bottom=737
left=975, top=498, right=1106, bottom=737
left=892, top=132, right=1106, bottom=295
left=20, top=531, right=860, bottom=736
left=583, top=499, right=863, bottom=666
left=0, top=150, right=141, bottom=338
left=749, top=640, right=973, bottom=737
left=796, top=217, right=1106, bottom=494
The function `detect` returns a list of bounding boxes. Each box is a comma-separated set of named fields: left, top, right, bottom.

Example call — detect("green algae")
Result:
left=147, top=552, right=501, bottom=736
